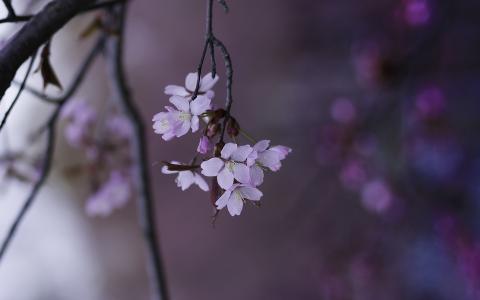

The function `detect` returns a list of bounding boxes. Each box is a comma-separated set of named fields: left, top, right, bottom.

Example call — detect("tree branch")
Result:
left=0, top=0, right=126, bottom=24
left=104, top=4, right=169, bottom=300
left=0, top=50, right=37, bottom=132
left=0, top=0, right=96, bottom=103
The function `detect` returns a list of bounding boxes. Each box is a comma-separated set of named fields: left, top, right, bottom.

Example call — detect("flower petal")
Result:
left=249, top=165, right=264, bottom=186
left=176, top=171, right=195, bottom=191
left=165, top=85, right=189, bottom=97
left=227, top=191, right=243, bottom=216
left=200, top=73, right=220, bottom=92
left=257, top=150, right=282, bottom=171
left=190, top=96, right=211, bottom=116
left=270, top=145, right=292, bottom=160
left=217, top=167, right=234, bottom=190
left=175, top=120, right=191, bottom=137
left=253, top=140, right=270, bottom=152
left=231, top=145, right=253, bottom=162
left=215, top=189, right=232, bottom=210
left=238, top=186, right=263, bottom=201
left=205, top=90, right=215, bottom=99
left=185, top=72, right=199, bottom=92
left=191, top=115, right=199, bottom=132
left=169, top=96, right=190, bottom=112
left=194, top=173, right=209, bottom=191
left=246, top=151, right=258, bottom=167
left=221, top=143, right=237, bottom=160
left=201, top=158, right=224, bottom=176
left=162, top=131, right=176, bottom=141
left=233, top=163, right=250, bottom=184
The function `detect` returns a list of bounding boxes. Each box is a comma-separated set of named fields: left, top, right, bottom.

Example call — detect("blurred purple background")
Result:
left=1, top=0, right=480, bottom=299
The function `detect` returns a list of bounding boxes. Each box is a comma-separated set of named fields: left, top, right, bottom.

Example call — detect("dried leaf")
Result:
left=35, top=41, right=62, bottom=90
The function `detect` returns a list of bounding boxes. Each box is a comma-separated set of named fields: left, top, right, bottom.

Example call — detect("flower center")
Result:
left=178, top=111, right=191, bottom=121
left=226, top=161, right=235, bottom=172
left=159, top=119, right=170, bottom=130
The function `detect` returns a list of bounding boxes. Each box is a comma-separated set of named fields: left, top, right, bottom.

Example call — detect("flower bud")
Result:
left=197, top=136, right=213, bottom=154
left=227, top=117, right=240, bottom=138
left=206, top=122, right=220, bottom=138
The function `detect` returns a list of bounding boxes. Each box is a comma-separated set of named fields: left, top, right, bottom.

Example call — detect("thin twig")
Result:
left=213, top=37, right=233, bottom=143
left=0, top=0, right=126, bottom=24
left=0, top=0, right=97, bottom=104
left=105, top=4, right=169, bottom=300
left=191, top=0, right=215, bottom=100
left=0, top=49, right=37, bottom=133
left=0, top=114, right=56, bottom=262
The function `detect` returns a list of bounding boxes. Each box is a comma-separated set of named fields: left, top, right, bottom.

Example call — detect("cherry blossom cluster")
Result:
left=153, top=72, right=291, bottom=217
left=61, top=99, right=136, bottom=217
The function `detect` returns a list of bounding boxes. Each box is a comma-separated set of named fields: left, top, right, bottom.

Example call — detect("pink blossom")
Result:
left=247, top=140, right=292, bottom=186
left=106, top=115, right=134, bottom=142
left=165, top=72, right=219, bottom=100
left=200, top=143, right=252, bottom=190
left=415, top=86, right=446, bottom=120
left=361, top=179, right=393, bottom=214
left=339, top=159, right=367, bottom=191
left=161, top=161, right=209, bottom=191
left=330, top=98, right=357, bottom=124
left=403, top=0, right=431, bottom=27
left=215, top=184, right=263, bottom=216
left=86, top=171, right=132, bottom=217
left=197, top=136, right=213, bottom=154
left=152, top=95, right=211, bottom=141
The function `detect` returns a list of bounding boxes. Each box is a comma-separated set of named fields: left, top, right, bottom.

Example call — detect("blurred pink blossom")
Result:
left=361, top=179, right=393, bottom=214
left=330, top=98, right=357, bottom=124
left=86, top=171, right=132, bottom=217
left=415, top=86, right=446, bottom=120
left=403, top=0, right=431, bottom=27
left=339, top=159, right=367, bottom=191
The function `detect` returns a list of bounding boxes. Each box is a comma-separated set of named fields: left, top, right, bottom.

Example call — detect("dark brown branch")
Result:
left=0, top=50, right=37, bottom=132
left=0, top=0, right=97, bottom=102
left=2, top=0, right=16, bottom=16
left=104, top=4, right=169, bottom=300
left=213, top=37, right=233, bottom=143
left=0, top=1, right=125, bottom=24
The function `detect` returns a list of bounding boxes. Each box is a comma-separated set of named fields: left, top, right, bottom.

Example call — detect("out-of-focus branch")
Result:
left=0, top=35, right=104, bottom=264
left=104, top=4, right=169, bottom=300
left=0, top=116, right=56, bottom=261
left=0, top=0, right=96, bottom=103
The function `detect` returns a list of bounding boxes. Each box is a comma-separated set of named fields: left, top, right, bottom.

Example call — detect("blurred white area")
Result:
left=0, top=183, right=104, bottom=300
left=0, top=4, right=109, bottom=299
